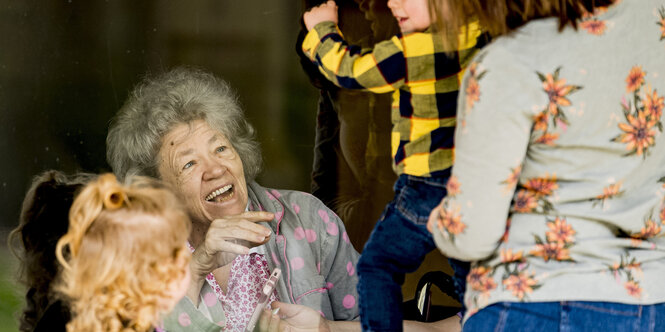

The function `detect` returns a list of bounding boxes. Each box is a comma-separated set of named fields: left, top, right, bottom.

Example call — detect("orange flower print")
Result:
left=500, top=248, right=524, bottom=263
left=624, top=280, right=642, bottom=298
left=512, top=190, right=539, bottom=213
left=613, top=67, right=662, bottom=157
left=592, top=182, right=624, bottom=207
left=660, top=203, right=665, bottom=224
left=626, top=261, right=642, bottom=275
left=614, top=111, right=658, bottom=156
left=464, top=61, right=487, bottom=111
left=533, top=68, right=582, bottom=146
left=625, top=66, right=645, bottom=93
left=530, top=241, right=571, bottom=262
left=533, top=112, right=549, bottom=131
left=436, top=203, right=466, bottom=236
left=467, top=266, right=497, bottom=294
left=446, top=175, right=461, bottom=197
left=597, top=183, right=623, bottom=200
left=534, top=133, right=559, bottom=145
left=545, top=217, right=576, bottom=244
left=643, top=87, right=664, bottom=121
left=634, top=219, right=661, bottom=238
left=580, top=19, right=606, bottom=35
left=501, top=165, right=522, bottom=192
left=523, top=175, right=558, bottom=197
left=609, top=253, right=644, bottom=298
left=466, top=78, right=480, bottom=109
left=503, top=271, right=538, bottom=300
left=500, top=218, right=512, bottom=243
left=542, top=73, right=574, bottom=116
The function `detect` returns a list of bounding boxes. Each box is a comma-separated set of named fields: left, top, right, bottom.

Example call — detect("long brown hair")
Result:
left=430, top=0, right=617, bottom=48
left=7, top=171, right=93, bottom=332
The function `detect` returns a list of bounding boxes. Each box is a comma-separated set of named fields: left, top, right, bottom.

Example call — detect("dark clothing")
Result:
left=32, top=300, right=69, bottom=332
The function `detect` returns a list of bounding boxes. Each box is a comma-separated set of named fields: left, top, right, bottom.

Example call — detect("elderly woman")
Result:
left=106, top=67, right=361, bottom=331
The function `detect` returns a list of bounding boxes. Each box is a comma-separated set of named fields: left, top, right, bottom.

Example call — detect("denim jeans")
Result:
left=464, top=301, right=665, bottom=332
left=357, top=173, right=458, bottom=331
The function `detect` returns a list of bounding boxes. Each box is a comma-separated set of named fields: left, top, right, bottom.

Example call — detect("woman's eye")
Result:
left=216, top=146, right=226, bottom=153
left=183, top=161, right=195, bottom=170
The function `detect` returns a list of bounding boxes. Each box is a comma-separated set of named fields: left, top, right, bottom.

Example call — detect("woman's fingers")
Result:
left=208, top=213, right=273, bottom=241
left=255, top=308, right=282, bottom=332
left=206, top=225, right=269, bottom=245
left=193, top=211, right=276, bottom=272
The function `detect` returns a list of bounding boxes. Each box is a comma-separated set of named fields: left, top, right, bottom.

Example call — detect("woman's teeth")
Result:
left=206, top=184, right=233, bottom=201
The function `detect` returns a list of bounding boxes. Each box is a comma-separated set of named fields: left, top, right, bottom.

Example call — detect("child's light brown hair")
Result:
left=429, top=0, right=616, bottom=48
left=55, top=173, right=191, bottom=332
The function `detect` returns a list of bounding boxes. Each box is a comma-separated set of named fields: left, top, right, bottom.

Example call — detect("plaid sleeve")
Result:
left=301, top=21, right=404, bottom=93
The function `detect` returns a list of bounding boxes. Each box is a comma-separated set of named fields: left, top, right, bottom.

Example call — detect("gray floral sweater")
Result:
left=164, top=181, right=360, bottom=331
left=428, top=0, right=665, bottom=323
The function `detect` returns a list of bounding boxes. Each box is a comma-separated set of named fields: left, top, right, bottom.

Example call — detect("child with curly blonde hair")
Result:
left=54, top=173, right=191, bottom=332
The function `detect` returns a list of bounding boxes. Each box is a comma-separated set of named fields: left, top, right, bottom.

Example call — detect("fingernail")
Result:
left=272, top=308, right=280, bottom=315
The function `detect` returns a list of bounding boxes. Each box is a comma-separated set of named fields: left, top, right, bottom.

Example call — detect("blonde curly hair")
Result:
left=54, top=173, right=191, bottom=332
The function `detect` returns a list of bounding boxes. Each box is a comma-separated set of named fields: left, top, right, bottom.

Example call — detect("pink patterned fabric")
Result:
left=183, top=241, right=277, bottom=331
left=208, top=253, right=279, bottom=330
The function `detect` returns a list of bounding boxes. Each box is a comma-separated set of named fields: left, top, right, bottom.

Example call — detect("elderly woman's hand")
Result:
left=268, top=302, right=331, bottom=332
left=190, top=211, right=274, bottom=277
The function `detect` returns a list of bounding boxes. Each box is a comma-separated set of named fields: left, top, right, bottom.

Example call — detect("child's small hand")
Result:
left=303, top=0, right=338, bottom=31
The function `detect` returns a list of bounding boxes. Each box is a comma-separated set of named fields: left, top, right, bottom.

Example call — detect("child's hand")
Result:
left=303, top=0, right=338, bottom=31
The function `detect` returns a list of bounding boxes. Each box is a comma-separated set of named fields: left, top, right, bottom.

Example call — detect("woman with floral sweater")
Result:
left=427, top=0, right=665, bottom=330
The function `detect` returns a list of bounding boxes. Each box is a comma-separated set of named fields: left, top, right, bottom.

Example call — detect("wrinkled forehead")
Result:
left=162, top=120, right=229, bottom=151
left=157, top=121, right=227, bottom=173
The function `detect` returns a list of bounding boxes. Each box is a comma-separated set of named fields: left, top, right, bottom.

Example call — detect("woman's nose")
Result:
left=202, top=159, right=226, bottom=180
left=387, top=0, right=398, bottom=10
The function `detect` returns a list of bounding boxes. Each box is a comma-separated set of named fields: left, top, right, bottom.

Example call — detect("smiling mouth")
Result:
left=205, top=184, right=234, bottom=202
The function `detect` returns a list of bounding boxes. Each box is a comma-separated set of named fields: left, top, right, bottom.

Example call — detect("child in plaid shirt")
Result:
left=302, top=0, right=488, bottom=330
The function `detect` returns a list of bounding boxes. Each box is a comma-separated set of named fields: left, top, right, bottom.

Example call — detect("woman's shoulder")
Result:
left=250, top=181, right=329, bottom=208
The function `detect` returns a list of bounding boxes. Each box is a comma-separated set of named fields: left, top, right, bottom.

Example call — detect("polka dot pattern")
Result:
left=178, top=313, right=191, bottom=327
left=343, top=295, right=356, bottom=309
left=204, top=292, right=217, bottom=307
left=305, top=229, right=317, bottom=242
left=326, top=222, right=339, bottom=235
left=294, top=227, right=305, bottom=240
left=291, top=257, right=305, bottom=270
left=318, top=209, right=330, bottom=223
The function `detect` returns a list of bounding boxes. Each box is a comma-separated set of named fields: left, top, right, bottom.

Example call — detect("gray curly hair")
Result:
left=106, top=67, right=262, bottom=181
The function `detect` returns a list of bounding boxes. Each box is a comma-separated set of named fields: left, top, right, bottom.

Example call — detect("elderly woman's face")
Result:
left=157, top=120, right=248, bottom=223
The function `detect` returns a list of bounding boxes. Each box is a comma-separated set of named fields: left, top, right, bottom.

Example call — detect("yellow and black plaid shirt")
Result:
left=302, top=21, right=487, bottom=177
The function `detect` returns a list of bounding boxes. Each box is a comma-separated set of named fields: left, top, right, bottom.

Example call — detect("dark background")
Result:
left=0, top=2, right=458, bottom=328
left=0, top=0, right=318, bottom=231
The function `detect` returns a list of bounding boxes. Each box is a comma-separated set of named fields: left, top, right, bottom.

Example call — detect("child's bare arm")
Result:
left=303, top=0, right=338, bottom=31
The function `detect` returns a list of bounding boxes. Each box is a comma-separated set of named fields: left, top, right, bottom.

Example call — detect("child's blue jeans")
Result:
left=464, top=301, right=665, bottom=332
left=356, top=173, right=466, bottom=331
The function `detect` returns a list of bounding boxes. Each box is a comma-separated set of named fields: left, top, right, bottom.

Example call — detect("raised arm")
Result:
left=303, top=0, right=338, bottom=31
left=300, top=20, right=405, bottom=93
